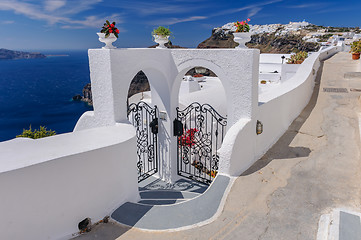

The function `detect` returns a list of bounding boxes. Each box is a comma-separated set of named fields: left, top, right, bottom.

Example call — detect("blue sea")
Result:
left=0, top=50, right=93, bottom=142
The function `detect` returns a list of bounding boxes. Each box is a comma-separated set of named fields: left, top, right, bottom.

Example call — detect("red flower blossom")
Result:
left=179, top=128, right=198, bottom=146
left=101, top=20, right=120, bottom=38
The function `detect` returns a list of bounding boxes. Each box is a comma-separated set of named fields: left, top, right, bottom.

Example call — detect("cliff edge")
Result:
left=0, top=48, right=46, bottom=60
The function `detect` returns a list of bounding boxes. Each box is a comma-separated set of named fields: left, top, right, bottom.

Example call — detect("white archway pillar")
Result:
left=80, top=48, right=260, bottom=182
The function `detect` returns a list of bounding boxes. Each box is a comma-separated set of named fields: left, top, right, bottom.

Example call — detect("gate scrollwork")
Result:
left=176, top=102, right=227, bottom=184
left=128, top=101, right=158, bottom=183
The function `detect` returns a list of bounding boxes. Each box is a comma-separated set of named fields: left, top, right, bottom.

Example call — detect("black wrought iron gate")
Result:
left=174, top=102, right=227, bottom=184
left=128, top=101, right=158, bottom=182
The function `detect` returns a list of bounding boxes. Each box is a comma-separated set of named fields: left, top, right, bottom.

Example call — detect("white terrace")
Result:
left=0, top=44, right=343, bottom=239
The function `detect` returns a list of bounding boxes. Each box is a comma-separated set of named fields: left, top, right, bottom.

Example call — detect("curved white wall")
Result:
left=0, top=124, right=139, bottom=240
left=220, top=46, right=341, bottom=176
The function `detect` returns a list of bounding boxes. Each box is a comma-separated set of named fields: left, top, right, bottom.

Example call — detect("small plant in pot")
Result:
left=152, top=26, right=173, bottom=49
left=350, top=40, right=361, bottom=60
left=233, top=18, right=252, bottom=48
left=286, top=51, right=308, bottom=64
left=97, top=20, right=120, bottom=49
left=234, top=18, right=251, bottom=33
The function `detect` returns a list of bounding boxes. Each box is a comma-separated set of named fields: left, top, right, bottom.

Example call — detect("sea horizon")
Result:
left=0, top=50, right=93, bottom=142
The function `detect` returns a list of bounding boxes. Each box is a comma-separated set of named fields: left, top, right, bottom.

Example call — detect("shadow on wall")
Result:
left=242, top=62, right=324, bottom=176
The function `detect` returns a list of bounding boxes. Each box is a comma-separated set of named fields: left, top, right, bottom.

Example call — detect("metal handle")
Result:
left=173, top=119, right=183, bottom=136
left=149, top=118, right=158, bottom=134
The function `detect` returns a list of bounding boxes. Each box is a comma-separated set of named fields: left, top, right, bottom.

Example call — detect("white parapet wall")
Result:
left=220, top=46, right=341, bottom=176
left=0, top=124, right=139, bottom=240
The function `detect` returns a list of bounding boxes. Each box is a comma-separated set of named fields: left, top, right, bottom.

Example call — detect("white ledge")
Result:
left=0, top=123, right=135, bottom=174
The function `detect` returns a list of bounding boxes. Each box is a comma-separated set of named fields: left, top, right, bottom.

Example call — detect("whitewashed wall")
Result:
left=0, top=124, right=139, bottom=240
left=260, top=54, right=291, bottom=63
left=281, top=64, right=300, bottom=83
left=74, top=47, right=341, bottom=179
left=220, top=46, right=340, bottom=176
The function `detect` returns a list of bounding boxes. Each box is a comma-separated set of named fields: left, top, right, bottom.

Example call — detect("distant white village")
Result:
left=222, top=20, right=361, bottom=46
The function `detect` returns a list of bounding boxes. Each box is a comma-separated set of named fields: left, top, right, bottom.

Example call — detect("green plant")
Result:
left=350, top=40, right=361, bottom=54
left=287, top=51, right=308, bottom=64
left=100, top=20, right=120, bottom=38
left=16, top=125, right=56, bottom=139
left=234, top=18, right=251, bottom=32
left=152, top=26, right=172, bottom=38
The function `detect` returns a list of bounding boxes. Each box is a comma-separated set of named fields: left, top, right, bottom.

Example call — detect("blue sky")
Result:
left=0, top=0, right=360, bottom=51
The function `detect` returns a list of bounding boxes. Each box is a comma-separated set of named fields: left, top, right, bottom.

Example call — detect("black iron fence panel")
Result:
left=128, top=101, right=158, bottom=183
left=176, top=102, right=227, bottom=185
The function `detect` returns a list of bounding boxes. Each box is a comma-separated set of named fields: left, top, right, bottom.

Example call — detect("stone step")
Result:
left=138, top=199, right=186, bottom=205
left=139, top=190, right=200, bottom=200
left=111, top=175, right=230, bottom=230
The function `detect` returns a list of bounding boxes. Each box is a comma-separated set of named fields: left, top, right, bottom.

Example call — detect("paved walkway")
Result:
left=73, top=53, right=361, bottom=240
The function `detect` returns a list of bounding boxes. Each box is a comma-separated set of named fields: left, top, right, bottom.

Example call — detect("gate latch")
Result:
left=173, top=119, right=183, bottom=136
left=149, top=118, right=158, bottom=134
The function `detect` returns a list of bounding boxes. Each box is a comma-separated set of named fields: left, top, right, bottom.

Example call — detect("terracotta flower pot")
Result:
left=352, top=53, right=360, bottom=60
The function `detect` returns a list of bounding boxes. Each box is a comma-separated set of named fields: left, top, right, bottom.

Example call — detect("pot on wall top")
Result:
left=153, top=35, right=169, bottom=49
left=233, top=32, right=252, bottom=49
left=352, top=52, right=360, bottom=60
left=97, top=33, right=117, bottom=49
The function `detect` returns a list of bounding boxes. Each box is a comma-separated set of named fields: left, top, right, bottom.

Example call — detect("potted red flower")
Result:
left=97, top=20, right=120, bottom=49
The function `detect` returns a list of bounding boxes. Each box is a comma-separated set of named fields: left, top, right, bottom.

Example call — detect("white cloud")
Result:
left=286, top=3, right=326, bottom=9
left=150, top=16, right=208, bottom=26
left=44, top=0, right=66, bottom=12
left=61, top=14, right=124, bottom=31
left=248, top=7, right=262, bottom=18
left=0, top=0, right=119, bottom=29
left=122, top=4, right=191, bottom=16
left=117, top=1, right=205, bottom=16
left=213, top=0, right=283, bottom=16
left=0, top=1, right=66, bottom=24
left=58, top=0, right=103, bottom=15
left=146, top=0, right=282, bottom=26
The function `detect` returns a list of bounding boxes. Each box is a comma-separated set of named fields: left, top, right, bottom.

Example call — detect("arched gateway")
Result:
left=75, top=48, right=259, bottom=183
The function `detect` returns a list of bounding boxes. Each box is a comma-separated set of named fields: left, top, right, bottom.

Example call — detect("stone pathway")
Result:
left=73, top=52, right=361, bottom=240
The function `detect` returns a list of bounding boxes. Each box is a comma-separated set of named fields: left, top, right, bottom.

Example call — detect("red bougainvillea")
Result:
left=193, top=74, right=204, bottom=78
left=179, top=128, right=198, bottom=146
